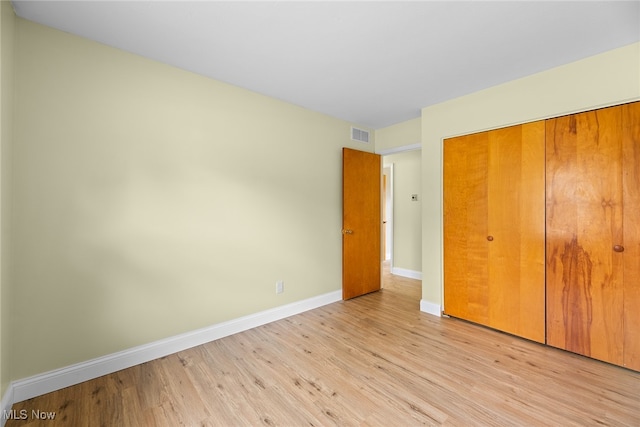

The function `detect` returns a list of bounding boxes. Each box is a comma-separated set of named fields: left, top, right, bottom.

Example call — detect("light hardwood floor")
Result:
left=7, top=263, right=640, bottom=426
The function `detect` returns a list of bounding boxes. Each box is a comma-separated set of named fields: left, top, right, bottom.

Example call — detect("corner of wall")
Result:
left=420, top=299, right=441, bottom=317
left=0, top=0, right=16, bottom=413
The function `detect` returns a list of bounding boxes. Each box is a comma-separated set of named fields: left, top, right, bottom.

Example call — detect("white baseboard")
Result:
left=1, top=383, right=14, bottom=427
left=391, top=267, right=422, bottom=280
left=7, top=290, right=342, bottom=406
left=420, top=299, right=442, bottom=317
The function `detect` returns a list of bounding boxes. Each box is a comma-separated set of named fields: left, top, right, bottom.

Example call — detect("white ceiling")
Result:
left=11, top=1, right=640, bottom=129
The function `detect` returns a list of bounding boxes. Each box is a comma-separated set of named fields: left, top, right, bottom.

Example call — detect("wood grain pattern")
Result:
left=443, top=131, right=489, bottom=324
left=7, top=264, right=640, bottom=426
left=444, top=122, right=545, bottom=343
left=487, top=122, right=545, bottom=343
left=622, top=101, right=640, bottom=371
left=342, top=148, right=381, bottom=300
left=546, top=106, right=625, bottom=365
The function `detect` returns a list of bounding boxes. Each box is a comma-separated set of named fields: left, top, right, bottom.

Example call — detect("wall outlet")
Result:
left=276, top=280, right=284, bottom=294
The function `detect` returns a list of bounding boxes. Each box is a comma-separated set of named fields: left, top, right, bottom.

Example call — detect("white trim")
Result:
left=9, top=290, right=342, bottom=404
left=420, top=299, right=442, bottom=317
left=383, top=164, right=393, bottom=261
left=1, top=383, right=15, bottom=427
left=391, top=267, right=422, bottom=280
left=376, top=142, right=421, bottom=156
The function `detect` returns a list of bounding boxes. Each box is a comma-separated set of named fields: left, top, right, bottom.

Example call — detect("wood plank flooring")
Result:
left=7, top=263, right=640, bottom=426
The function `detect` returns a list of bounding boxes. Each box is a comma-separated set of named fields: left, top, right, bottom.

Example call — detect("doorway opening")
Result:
left=380, top=148, right=422, bottom=300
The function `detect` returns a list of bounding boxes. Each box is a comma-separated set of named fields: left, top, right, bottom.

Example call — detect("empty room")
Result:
left=1, top=1, right=639, bottom=426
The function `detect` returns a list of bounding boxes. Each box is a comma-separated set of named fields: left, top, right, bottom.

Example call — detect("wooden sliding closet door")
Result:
left=487, top=123, right=546, bottom=342
left=444, top=121, right=545, bottom=343
left=622, top=101, right=640, bottom=371
left=444, top=131, right=490, bottom=324
left=546, top=105, right=625, bottom=366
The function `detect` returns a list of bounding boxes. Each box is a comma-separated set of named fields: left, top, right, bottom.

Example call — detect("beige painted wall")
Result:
left=383, top=150, right=421, bottom=273
left=422, top=42, right=640, bottom=309
left=11, top=19, right=371, bottom=380
left=375, top=117, right=420, bottom=152
left=0, top=0, right=15, bottom=398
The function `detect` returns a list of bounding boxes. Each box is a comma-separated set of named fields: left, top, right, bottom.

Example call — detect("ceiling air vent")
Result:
left=351, top=126, right=370, bottom=143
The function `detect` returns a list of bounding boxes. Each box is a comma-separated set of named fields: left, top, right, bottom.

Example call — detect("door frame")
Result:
left=383, top=164, right=394, bottom=263
left=378, top=143, right=421, bottom=276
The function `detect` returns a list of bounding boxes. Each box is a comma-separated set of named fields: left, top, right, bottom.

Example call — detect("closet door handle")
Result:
left=613, top=245, right=624, bottom=253
left=487, top=236, right=494, bottom=242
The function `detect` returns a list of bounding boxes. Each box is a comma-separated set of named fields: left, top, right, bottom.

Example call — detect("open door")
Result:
left=342, top=147, right=381, bottom=300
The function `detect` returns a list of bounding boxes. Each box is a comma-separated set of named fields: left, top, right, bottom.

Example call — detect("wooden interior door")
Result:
left=546, top=106, right=625, bottom=365
left=444, top=122, right=545, bottom=343
left=622, top=101, right=640, bottom=371
left=342, top=148, right=381, bottom=300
